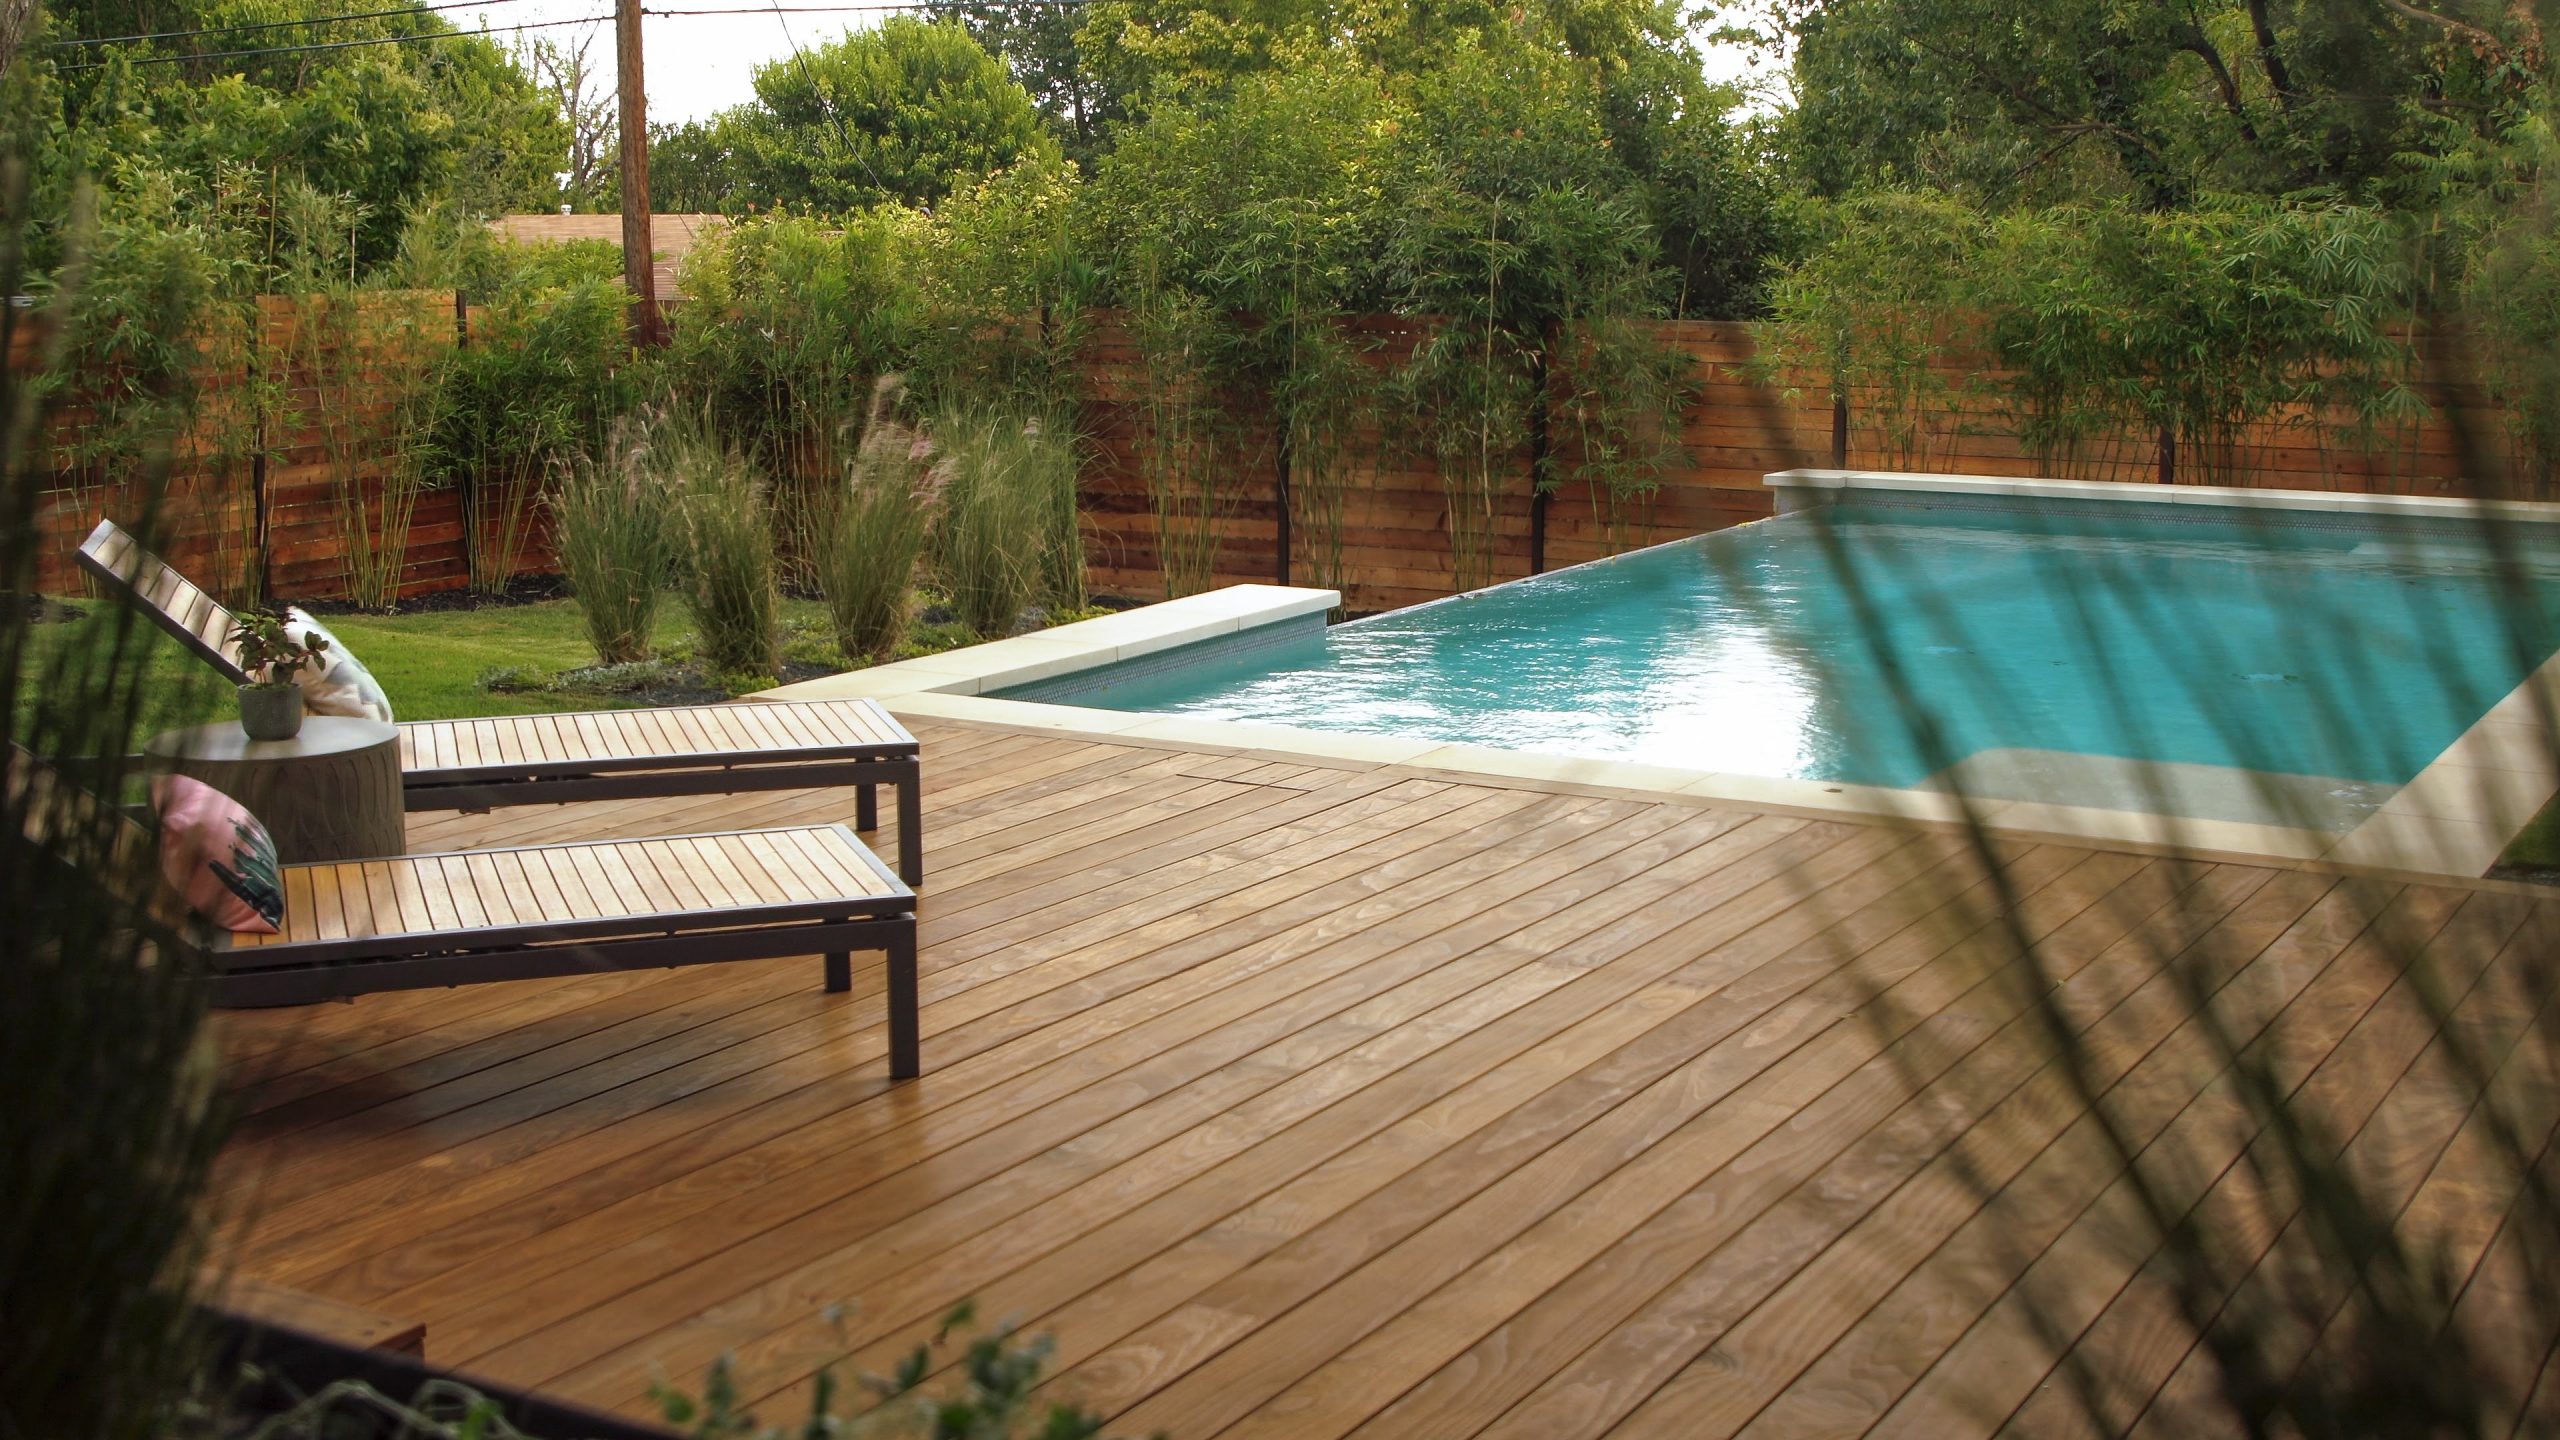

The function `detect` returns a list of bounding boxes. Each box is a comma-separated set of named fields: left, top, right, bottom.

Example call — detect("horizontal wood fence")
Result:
left=1076, top=316, right=2505, bottom=613
left=16, top=307, right=2511, bottom=615
left=18, top=291, right=479, bottom=604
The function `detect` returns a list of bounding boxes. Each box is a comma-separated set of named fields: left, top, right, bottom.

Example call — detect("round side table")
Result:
left=146, top=716, right=406, bottom=863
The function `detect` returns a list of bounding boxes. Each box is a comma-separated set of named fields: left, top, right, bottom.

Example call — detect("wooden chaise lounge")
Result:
left=78, top=519, right=925, bottom=884
left=8, top=750, right=923, bottom=1075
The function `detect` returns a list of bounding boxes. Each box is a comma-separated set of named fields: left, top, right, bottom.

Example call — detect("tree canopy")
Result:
left=649, top=17, right=1060, bottom=215
left=1783, top=0, right=2548, bottom=208
left=22, top=0, right=563, bottom=262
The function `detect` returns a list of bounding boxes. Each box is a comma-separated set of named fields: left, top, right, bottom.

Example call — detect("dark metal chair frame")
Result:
left=202, top=824, right=921, bottom=1077
left=11, top=753, right=923, bottom=1078
left=77, top=518, right=925, bottom=884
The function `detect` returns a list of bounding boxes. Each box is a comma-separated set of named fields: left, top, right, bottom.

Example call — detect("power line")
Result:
left=55, top=12, right=610, bottom=68
left=51, top=0, right=521, bottom=49
left=48, top=0, right=1088, bottom=71
left=762, top=0, right=890, bottom=195
left=644, top=0, right=1089, bottom=11
left=51, top=0, right=1088, bottom=49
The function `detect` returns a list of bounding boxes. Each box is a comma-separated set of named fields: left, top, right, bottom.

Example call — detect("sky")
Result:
left=475, top=0, right=1782, bottom=128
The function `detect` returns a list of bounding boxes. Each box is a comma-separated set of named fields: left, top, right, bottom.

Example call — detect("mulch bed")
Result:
left=14, top=592, right=88, bottom=624
left=296, top=576, right=570, bottom=617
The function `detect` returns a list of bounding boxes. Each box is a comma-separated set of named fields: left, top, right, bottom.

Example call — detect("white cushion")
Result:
left=282, top=608, right=396, bottom=723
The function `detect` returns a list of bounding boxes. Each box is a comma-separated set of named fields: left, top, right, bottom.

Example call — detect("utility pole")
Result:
left=614, top=0, right=664, bottom=346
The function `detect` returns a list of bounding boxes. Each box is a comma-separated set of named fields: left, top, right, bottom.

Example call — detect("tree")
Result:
left=924, top=0, right=1120, bottom=163
left=1, top=0, right=34, bottom=72
left=1086, top=55, right=1399, bottom=592
left=1074, top=0, right=1779, bottom=317
left=1384, top=34, right=1678, bottom=587
left=1781, top=0, right=2544, bottom=209
left=1073, top=0, right=1338, bottom=112
left=520, top=29, right=616, bottom=210
left=681, top=18, right=1060, bottom=215
left=1085, top=50, right=1395, bottom=312
left=29, top=0, right=565, bottom=262
left=647, top=115, right=746, bottom=213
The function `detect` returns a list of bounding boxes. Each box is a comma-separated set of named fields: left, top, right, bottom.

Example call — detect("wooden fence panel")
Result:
left=23, top=292, right=472, bottom=604
left=15, top=307, right=2519, bottom=617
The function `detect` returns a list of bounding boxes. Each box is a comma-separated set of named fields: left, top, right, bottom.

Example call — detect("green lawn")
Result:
left=28, top=595, right=851, bottom=727
left=2498, top=793, right=2560, bottom=874
left=320, top=598, right=855, bottom=718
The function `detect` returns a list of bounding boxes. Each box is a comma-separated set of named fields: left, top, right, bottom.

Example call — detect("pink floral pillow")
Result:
left=151, top=776, right=284, bottom=934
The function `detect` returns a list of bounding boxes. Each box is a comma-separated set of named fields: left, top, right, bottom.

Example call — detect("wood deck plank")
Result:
left=2102, top=891, right=2555, bottom=1440
left=1328, top=856, right=2275, bottom=1440
left=752, top=829, right=2033, bottom=1420
left=230, top=773, right=1515, bottom=1255
left=325, top=784, right=1541, bottom=1329
left=461, top=796, right=1700, bottom=1393
left=585, top=806, right=1810, bottom=1412
left=1092, top=850, right=2173, bottom=1440
left=1969, top=887, right=2535, bottom=1440
left=1601, top=867, right=2388, bottom=1440
left=256, top=793, right=1603, bottom=1322
left=204, top=718, right=2559, bottom=1437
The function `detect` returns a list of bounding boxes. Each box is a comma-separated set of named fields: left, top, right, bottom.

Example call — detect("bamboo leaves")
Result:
left=1759, top=194, right=2429, bottom=487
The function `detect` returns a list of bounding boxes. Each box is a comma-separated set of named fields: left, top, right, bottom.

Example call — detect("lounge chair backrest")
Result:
left=76, top=519, right=252, bottom=685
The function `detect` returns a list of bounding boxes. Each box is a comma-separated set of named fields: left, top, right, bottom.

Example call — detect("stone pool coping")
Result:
left=752, top=474, right=2560, bottom=880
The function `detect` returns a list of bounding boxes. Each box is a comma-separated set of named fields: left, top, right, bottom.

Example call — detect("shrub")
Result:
left=271, top=185, right=442, bottom=612
left=654, top=1303, right=1139, bottom=1440
left=1125, top=288, right=1236, bottom=599
left=1026, top=407, right=1087, bottom=612
left=667, top=212, right=923, bottom=487
left=430, top=273, right=632, bottom=594
left=5, top=184, right=231, bottom=1440
left=554, top=658, right=676, bottom=694
left=551, top=415, right=671, bottom=665
left=1749, top=190, right=1986, bottom=473
left=1975, top=200, right=2419, bottom=485
left=817, top=378, right=934, bottom=662
left=933, top=403, right=1055, bottom=639
left=664, top=412, right=781, bottom=679
left=476, top=663, right=548, bottom=694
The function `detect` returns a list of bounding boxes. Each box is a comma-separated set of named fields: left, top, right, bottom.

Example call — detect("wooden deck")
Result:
left=208, top=719, right=2560, bottom=1438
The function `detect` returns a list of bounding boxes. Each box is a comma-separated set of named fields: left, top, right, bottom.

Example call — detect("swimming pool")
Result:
left=1001, top=479, right=2560, bottom=835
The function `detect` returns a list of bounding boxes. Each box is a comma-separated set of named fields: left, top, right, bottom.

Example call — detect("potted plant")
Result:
left=227, top=606, right=329, bottom=741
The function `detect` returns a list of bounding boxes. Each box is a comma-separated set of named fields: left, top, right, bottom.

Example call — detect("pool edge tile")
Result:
left=755, top=585, right=1343, bottom=707
left=881, top=692, right=1158, bottom=735
left=1398, top=745, right=1716, bottom=797
left=2323, top=812, right=2506, bottom=877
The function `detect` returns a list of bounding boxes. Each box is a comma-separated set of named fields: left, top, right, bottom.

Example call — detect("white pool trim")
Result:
left=1768, top=467, right=2560, bottom=524
left=752, top=475, right=2560, bottom=881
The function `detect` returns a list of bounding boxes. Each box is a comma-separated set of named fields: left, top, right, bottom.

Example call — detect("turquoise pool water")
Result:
left=1009, top=498, right=2560, bottom=828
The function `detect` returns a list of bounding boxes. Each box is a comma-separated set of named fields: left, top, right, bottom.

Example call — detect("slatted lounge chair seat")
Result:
left=214, top=826, right=919, bottom=1074
left=77, top=519, right=925, bottom=884
left=10, top=745, right=922, bottom=1075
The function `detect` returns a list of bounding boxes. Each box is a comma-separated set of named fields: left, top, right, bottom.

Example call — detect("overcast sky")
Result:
left=479, top=0, right=1781, bottom=128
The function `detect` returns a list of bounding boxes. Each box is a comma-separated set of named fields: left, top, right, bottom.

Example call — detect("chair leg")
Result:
left=887, top=927, right=920, bottom=1079
left=896, top=774, right=923, bottom=887
left=856, top=783, right=878, bottom=831
left=824, top=951, right=851, bottom=992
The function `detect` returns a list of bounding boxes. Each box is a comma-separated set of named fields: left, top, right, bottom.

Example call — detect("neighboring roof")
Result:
left=486, top=213, right=729, bottom=299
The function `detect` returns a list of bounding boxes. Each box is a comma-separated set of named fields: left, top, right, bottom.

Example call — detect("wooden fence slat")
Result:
left=18, top=311, right=2522, bottom=610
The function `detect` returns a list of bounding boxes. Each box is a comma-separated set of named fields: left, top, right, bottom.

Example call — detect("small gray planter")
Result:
left=237, top=684, right=305, bottom=742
